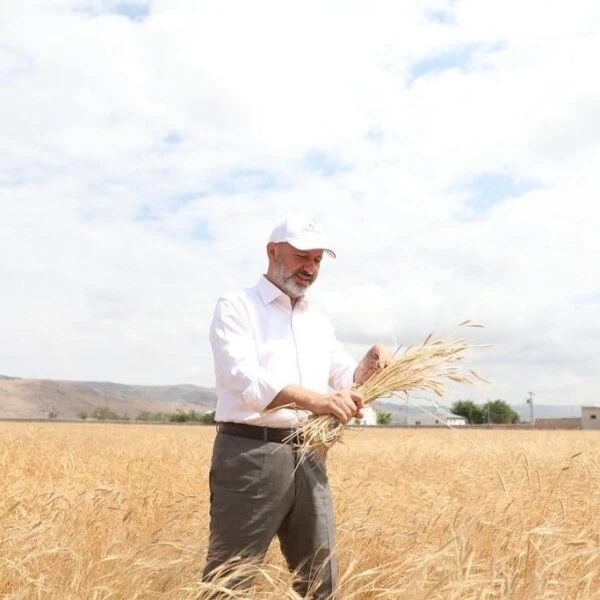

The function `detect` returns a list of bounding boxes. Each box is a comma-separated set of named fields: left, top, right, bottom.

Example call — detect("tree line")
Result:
left=74, top=407, right=216, bottom=423
left=450, top=399, right=520, bottom=424
left=53, top=402, right=517, bottom=426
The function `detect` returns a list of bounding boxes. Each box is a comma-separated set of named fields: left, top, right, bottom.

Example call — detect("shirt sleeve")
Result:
left=209, top=295, right=290, bottom=412
left=328, top=322, right=357, bottom=391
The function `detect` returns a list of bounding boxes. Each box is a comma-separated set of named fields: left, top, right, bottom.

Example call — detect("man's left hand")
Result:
left=354, top=343, right=394, bottom=385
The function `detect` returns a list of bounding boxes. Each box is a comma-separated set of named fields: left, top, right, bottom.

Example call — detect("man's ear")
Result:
left=267, top=242, right=277, bottom=261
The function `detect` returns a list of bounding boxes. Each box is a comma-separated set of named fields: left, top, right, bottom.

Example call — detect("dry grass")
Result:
left=2, top=422, right=600, bottom=599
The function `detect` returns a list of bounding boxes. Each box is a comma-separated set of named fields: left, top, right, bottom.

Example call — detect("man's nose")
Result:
left=302, top=260, right=318, bottom=274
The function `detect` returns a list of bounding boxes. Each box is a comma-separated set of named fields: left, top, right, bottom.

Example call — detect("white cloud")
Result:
left=1, top=0, right=599, bottom=408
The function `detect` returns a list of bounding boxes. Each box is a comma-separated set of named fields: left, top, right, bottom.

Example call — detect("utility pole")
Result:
left=526, top=391, right=535, bottom=425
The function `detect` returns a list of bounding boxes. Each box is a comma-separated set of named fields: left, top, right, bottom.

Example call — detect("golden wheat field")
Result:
left=2, top=422, right=600, bottom=600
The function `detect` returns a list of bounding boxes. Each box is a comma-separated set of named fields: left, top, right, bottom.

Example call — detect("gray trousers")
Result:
left=203, top=432, right=338, bottom=599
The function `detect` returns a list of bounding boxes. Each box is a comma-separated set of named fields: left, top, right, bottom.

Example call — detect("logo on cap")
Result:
left=303, top=219, right=318, bottom=232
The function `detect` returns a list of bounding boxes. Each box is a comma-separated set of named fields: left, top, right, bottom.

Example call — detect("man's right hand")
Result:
left=311, top=390, right=364, bottom=424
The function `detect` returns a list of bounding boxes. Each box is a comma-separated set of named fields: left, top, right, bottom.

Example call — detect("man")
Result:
left=203, top=214, right=391, bottom=599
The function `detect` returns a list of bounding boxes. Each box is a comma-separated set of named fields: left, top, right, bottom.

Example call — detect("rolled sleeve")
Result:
left=210, top=296, right=288, bottom=412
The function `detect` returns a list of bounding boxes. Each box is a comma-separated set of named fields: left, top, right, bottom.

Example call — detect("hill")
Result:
left=0, top=376, right=217, bottom=420
left=1, top=374, right=581, bottom=423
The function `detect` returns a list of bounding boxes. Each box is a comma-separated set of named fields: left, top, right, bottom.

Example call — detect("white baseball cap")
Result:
left=269, top=214, right=336, bottom=258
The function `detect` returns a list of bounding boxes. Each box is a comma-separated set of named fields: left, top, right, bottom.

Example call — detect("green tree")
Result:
left=92, top=406, right=120, bottom=420
left=137, top=411, right=170, bottom=422
left=451, top=400, right=484, bottom=424
left=376, top=411, right=392, bottom=425
left=200, top=410, right=216, bottom=424
left=482, top=399, right=520, bottom=424
left=169, top=409, right=214, bottom=423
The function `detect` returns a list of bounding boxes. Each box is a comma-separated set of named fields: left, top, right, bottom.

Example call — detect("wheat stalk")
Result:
left=291, top=324, right=487, bottom=455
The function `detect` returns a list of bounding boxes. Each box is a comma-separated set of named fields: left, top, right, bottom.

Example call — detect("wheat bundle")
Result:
left=291, top=323, right=486, bottom=455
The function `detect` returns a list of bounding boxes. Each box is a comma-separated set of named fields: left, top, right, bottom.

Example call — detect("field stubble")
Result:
left=1, top=423, right=600, bottom=599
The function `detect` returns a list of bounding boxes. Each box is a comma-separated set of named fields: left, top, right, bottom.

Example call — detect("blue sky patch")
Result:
left=112, top=1, right=149, bottom=21
left=425, top=9, right=456, bottom=25
left=366, top=127, right=384, bottom=145
left=409, top=44, right=479, bottom=82
left=212, top=169, right=280, bottom=195
left=576, top=292, right=600, bottom=305
left=302, top=150, right=349, bottom=177
left=78, top=1, right=150, bottom=22
left=164, top=131, right=183, bottom=145
left=134, top=204, right=159, bottom=222
left=169, top=192, right=202, bottom=211
left=190, top=219, right=212, bottom=241
left=456, top=172, right=539, bottom=220
left=138, top=171, right=279, bottom=218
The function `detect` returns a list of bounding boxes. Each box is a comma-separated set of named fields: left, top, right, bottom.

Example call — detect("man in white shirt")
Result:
left=203, top=215, right=391, bottom=599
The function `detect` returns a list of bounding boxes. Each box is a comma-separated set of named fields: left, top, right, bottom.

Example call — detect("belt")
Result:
left=217, top=422, right=303, bottom=445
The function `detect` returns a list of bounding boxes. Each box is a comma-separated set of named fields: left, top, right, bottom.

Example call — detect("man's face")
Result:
left=268, top=243, right=323, bottom=298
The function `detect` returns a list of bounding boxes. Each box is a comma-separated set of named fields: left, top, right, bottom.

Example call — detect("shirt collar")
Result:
left=256, top=276, right=309, bottom=309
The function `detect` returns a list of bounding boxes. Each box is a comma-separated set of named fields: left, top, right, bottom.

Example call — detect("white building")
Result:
left=350, top=405, right=378, bottom=426
left=582, top=405, right=600, bottom=430
left=395, top=405, right=467, bottom=427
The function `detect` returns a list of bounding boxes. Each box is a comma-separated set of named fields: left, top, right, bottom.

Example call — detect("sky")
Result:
left=1, top=0, right=599, bottom=408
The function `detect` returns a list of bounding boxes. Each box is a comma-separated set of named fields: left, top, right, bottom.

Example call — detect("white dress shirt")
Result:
left=209, top=276, right=357, bottom=428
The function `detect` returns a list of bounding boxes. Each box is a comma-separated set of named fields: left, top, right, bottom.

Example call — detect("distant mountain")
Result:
left=0, top=376, right=217, bottom=420
left=76, top=381, right=217, bottom=406
left=511, top=403, right=581, bottom=421
left=1, top=374, right=581, bottom=423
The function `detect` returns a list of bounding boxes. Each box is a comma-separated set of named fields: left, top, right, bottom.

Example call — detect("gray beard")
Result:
left=272, top=262, right=311, bottom=298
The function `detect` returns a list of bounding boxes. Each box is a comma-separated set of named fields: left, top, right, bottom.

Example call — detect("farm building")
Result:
left=350, top=405, right=377, bottom=426
left=394, top=405, right=467, bottom=427
left=582, top=405, right=600, bottom=431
